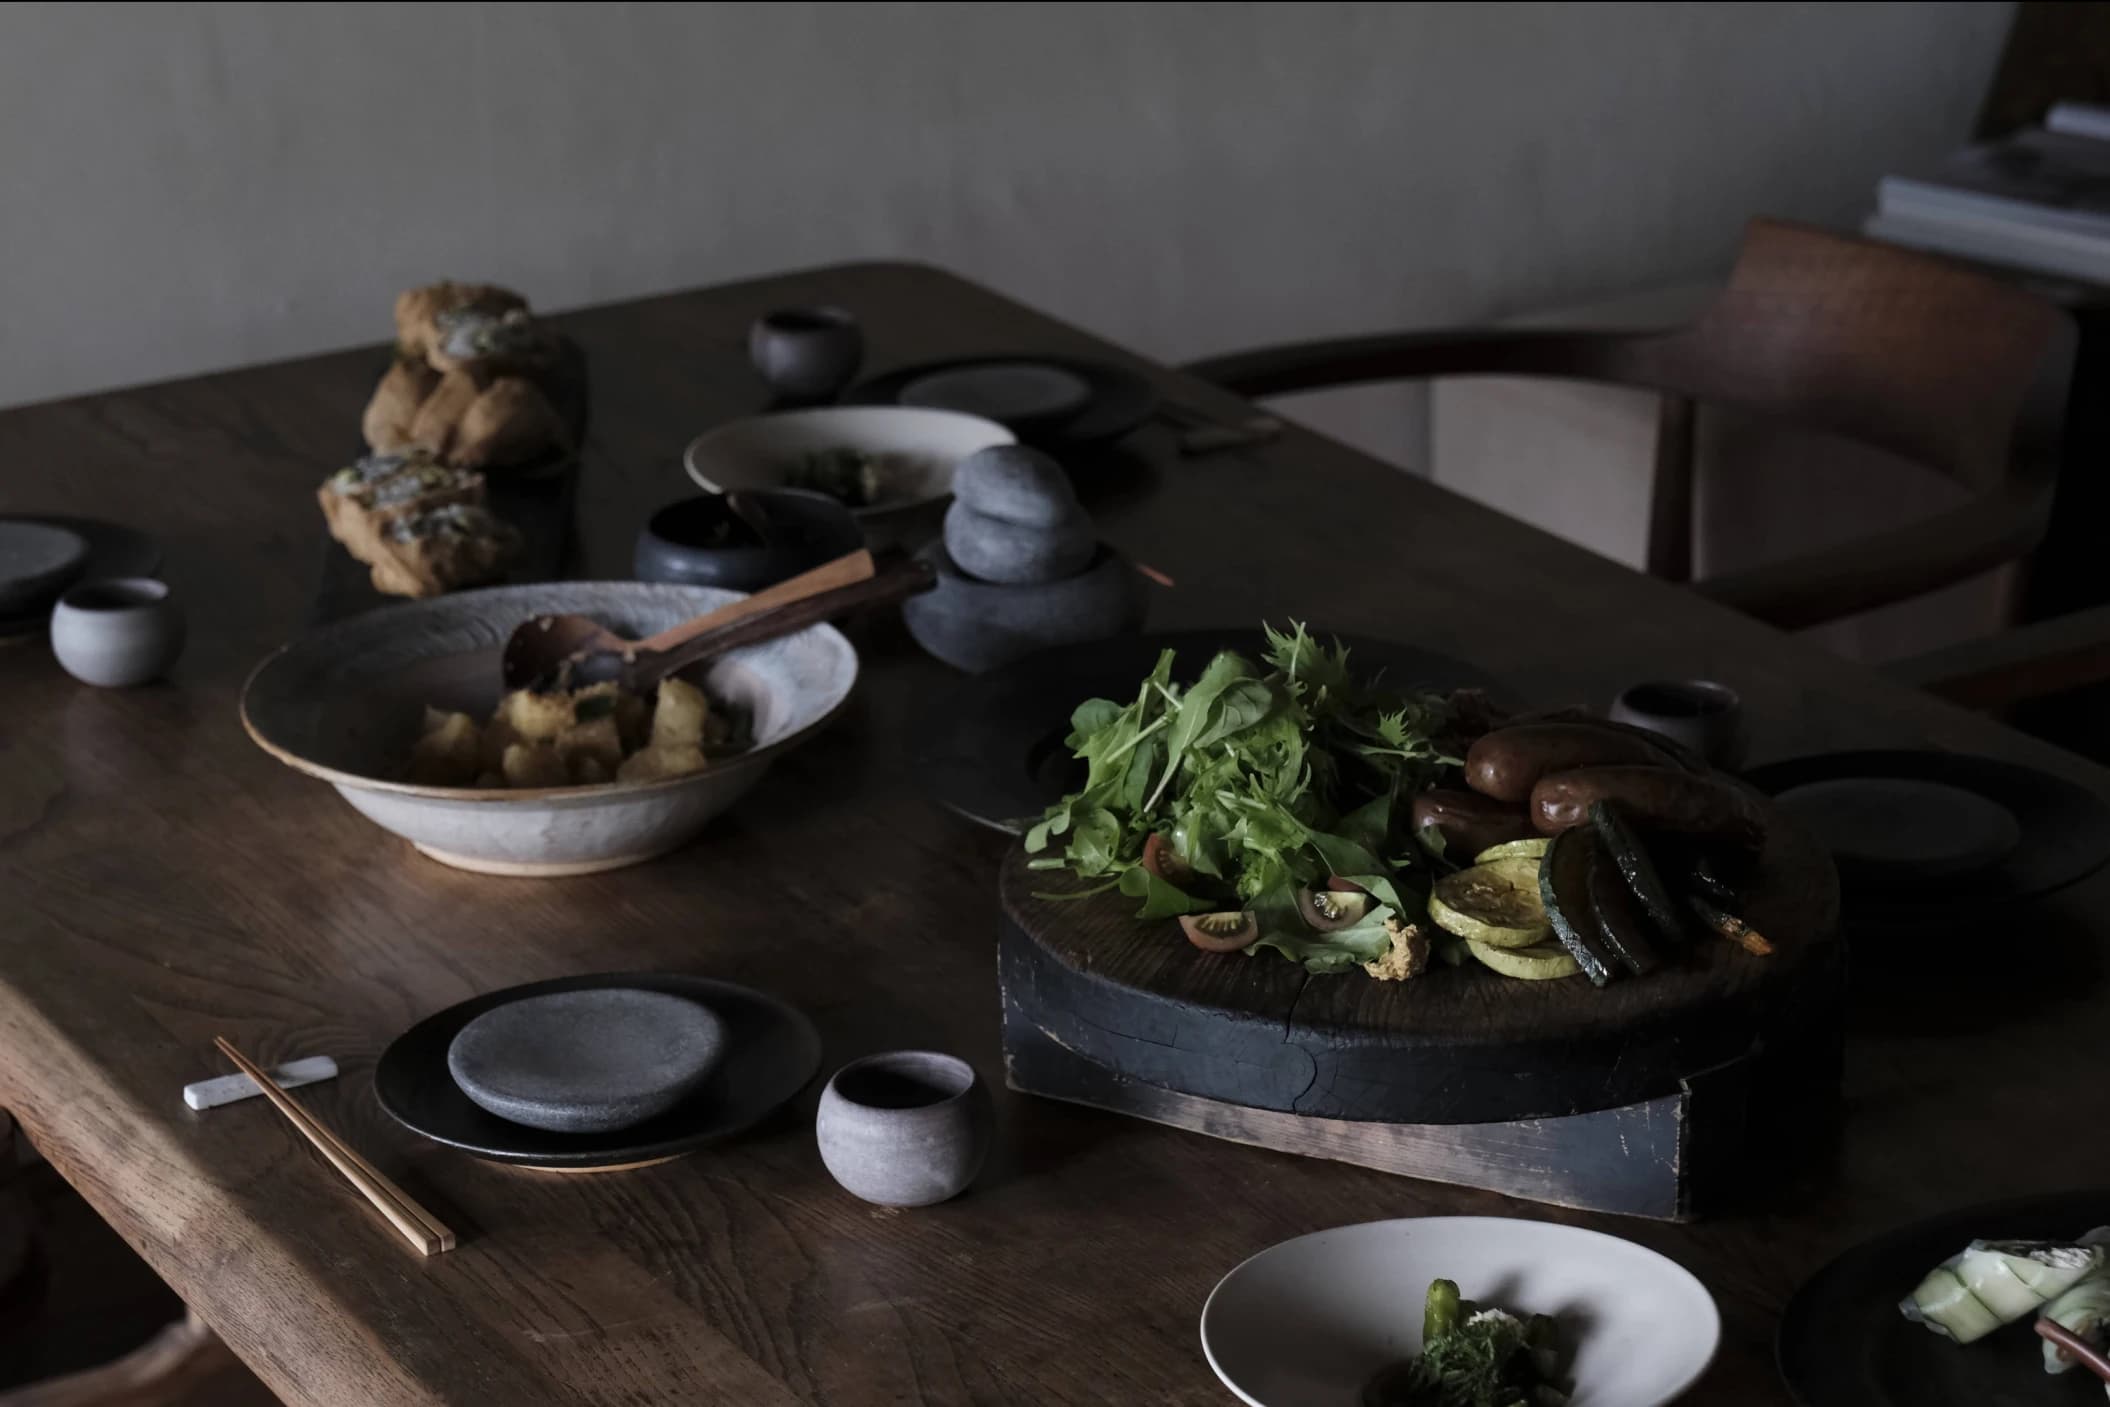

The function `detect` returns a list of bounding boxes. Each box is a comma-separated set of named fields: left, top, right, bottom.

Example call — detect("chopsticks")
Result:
left=213, top=1036, right=455, bottom=1256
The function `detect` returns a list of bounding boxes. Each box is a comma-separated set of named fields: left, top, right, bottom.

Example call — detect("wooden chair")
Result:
left=1185, top=218, right=2077, bottom=637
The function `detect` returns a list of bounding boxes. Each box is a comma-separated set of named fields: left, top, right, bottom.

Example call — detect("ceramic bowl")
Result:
left=815, top=1051, right=993, bottom=1207
left=50, top=578, right=186, bottom=687
left=1201, top=1216, right=1720, bottom=1407
left=1609, top=679, right=1747, bottom=770
left=633, top=491, right=864, bottom=592
left=0, top=519, right=87, bottom=614
left=748, top=306, right=864, bottom=402
left=240, top=581, right=858, bottom=876
left=446, top=987, right=727, bottom=1133
left=683, top=406, right=1016, bottom=552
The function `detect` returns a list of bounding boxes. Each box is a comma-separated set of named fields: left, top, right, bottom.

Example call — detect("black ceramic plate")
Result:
left=911, top=627, right=1508, bottom=833
left=848, top=356, right=1158, bottom=446
left=376, top=972, right=819, bottom=1169
left=0, top=515, right=163, bottom=640
left=1778, top=1189, right=2110, bottom=1405
left=1742, top=751, right=2110, bottom=920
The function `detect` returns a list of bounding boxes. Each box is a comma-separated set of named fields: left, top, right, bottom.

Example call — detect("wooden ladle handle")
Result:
left=643, top=556, right=934, bottom=684
left=2036, top=1316, right=2110, bottom=1385
left=635, top=549, right=876, bottom=654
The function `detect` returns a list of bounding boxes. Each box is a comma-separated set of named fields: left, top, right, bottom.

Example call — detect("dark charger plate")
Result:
left=1742, top=750, right=2110, bottom=924
left=911, top=627, right=1508, bottom=834
left=846, top=355, right=1158, bottom=446
left=376, top=972, right=819, bottom=1170
left=1778, top=1189, right=2110, bottom=1405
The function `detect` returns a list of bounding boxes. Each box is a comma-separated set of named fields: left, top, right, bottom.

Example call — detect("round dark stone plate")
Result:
left=848, top=355, right=1158, bottom=446
left=378, top=972, right=819, bottom=1169
left=1743, top=751, right=2110, bottom=923
left=0, top=515, right=161, bottom=640
left=446, top=988, right=728, bottom=1134
left=1778, top=1189, right=2110, bottom=1405
left=910, top=627, right=1509, bottom=834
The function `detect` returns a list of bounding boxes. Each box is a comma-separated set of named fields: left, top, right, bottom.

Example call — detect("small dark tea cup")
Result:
left=748, top=306, right=864, bottom=403
left=1609, top=680, right=1746, bottom=770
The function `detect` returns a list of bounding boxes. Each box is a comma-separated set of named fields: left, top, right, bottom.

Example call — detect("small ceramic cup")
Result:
left=1609, top=679, right=1746, bottom=770
left=50, top=577, right=184, bottom=687
left=816, top=1051, right=993, bottom=1207
left=749, top=306, right=864, bottom=403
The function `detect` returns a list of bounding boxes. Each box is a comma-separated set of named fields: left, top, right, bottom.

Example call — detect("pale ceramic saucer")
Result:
left=1201, top=1216, right=1719, bottom=1407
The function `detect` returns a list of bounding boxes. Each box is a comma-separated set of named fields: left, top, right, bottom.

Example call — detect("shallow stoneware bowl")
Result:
left=684, top=406, right=1015, bottom=552
left=446, top=988, right=727, bottom=1133
left=1201, top=1216, right=1719, bottom=1407
left=815, top=1051, right=993, bottom=1207
left=240, top=581, right=858, bottom=876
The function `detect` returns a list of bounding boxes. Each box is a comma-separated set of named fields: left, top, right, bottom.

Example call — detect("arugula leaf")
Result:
left=1247, top=905, right=1396, bottom=973
left=1117, top=865, right=1215, bottom=919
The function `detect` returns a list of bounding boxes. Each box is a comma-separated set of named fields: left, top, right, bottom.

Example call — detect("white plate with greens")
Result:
left=1201, top=1216, right=1719, bottom=1406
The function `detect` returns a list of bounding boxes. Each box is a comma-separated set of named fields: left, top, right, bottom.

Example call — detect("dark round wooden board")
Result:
left=1777, top=1189, right=2110, bottom=1406
left=375, top=971, right=819, bottom=1169
left=998, top=792, right=1840, bottom=1126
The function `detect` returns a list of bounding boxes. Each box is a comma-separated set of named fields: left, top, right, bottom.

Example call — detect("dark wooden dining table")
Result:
left=2, top=261, right=2107, bottom=1406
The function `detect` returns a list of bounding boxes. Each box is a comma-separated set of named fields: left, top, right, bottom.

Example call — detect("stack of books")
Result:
left=1867, top=103, right=2110, bottom=286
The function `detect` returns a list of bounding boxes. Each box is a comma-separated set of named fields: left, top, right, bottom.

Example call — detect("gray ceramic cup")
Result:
left=749, top=306, right=864, bottom=403
left=816, top=1051, right=993, bottom=1207
left=50, top=577, right=184, bottom=687
left=1609, top=679, right=1746, bottom=769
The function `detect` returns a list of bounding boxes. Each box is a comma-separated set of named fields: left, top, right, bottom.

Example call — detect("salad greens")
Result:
left=1364, top=1279, right=1568, bottom=1407
left=1024, top=623, right=1461, bottom=973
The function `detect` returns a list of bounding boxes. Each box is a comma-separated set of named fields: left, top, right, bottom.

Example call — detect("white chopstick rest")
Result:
left=184, top=1055, right=338, bottom=1111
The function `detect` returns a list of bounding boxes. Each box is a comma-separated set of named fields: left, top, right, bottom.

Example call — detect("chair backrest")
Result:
left=1629, top=219, right=2073, bottom=492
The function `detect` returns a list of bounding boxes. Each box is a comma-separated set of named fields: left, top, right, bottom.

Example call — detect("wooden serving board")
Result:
left=998, top=798, right=1844, bottom=1219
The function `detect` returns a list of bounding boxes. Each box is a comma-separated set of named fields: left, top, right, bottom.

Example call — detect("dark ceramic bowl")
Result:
left=749, top=306, right=864, bottom=403
left=634, top=491, right=864, bottom=592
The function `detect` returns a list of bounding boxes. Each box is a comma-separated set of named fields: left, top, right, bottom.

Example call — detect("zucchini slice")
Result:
left=1539, top=828, right=1617, bottom=986
left=1590, top=800, right=1694, bottom=946
left=1429, top=858, right=1552, bottom=948
left=1466, top=939, right=1582, bottom=981
left=1473, top=837, right=1552, bottom=864
left=1587, top=843, right=1660, bottom=975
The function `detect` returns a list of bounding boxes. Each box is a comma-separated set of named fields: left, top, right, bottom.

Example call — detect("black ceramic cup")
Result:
left=633, top=491, right=864, bottom=592
left=748, top=306, right=864, bottom=403
left=1609, top=679, right=1747, bottom=770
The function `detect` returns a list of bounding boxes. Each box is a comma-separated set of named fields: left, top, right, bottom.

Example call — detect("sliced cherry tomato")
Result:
left=1326, top=875, right=1371, bottom=896
left=1178, top=911, right=1258, bottom=952
left=1296, top=887, right=1373, bottom=932
left=1142, top=832, right=1194, bottom=884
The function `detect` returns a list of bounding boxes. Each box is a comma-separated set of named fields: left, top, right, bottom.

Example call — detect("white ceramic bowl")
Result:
left=683, top=406, right=1015, bottom=551
left=240, top=582, right=857, bottom=876
left=1201, top=1216, right=1720, bottom=1407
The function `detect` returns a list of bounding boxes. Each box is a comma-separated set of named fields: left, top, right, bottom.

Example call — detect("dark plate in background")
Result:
left=848, top=355, right=1158, bottom=446
left=0, top=516, right=162, bottom=640
left=1778, top=1189, right=2110, bottom=1406
left=1742, top=750, right=2110, bottom=922
left=911, top=627, right=1506, bottom=833
left=375, top=971, right=819, bottom=1170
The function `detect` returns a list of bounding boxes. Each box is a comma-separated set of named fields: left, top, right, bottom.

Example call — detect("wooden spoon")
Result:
left=501, top=549, right=921, bottom=693
left=2036, top=1316, right=2110, bottom=1386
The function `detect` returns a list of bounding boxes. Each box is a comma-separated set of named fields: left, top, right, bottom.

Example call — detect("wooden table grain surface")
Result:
left=2, top=262, right=2107, bottom=1406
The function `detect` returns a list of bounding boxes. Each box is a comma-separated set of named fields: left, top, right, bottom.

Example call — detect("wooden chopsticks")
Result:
left=213, top=1036, right=455, bottom=1256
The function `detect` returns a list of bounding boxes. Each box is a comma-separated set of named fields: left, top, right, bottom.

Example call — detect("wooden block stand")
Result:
left=997, top=811, right=1843, bottom=1221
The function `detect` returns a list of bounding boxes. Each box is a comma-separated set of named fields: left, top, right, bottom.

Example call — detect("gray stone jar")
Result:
left=815, top=1051, right=993, bottom=1207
